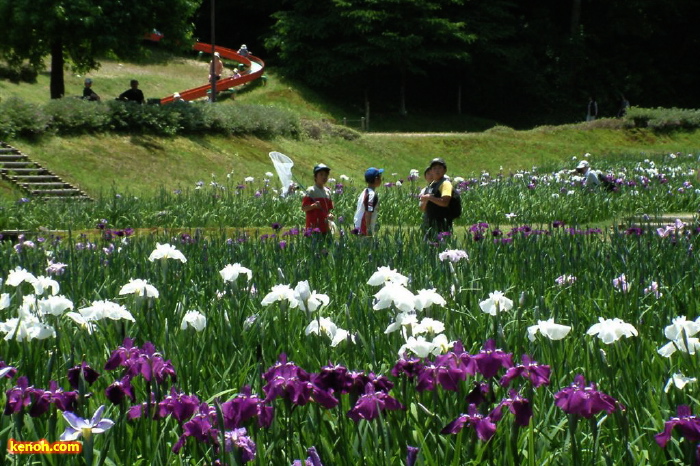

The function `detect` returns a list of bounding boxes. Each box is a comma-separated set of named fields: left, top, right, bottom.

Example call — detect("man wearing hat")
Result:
left=420, top=157, right=453, bottom=236
left=353, top=167, right=384, bottom=236
left=574, top=160, right=601, bottom=187
left=302, top=164, right=334, bottom=233
left=82, top=78, right=100, bottom=101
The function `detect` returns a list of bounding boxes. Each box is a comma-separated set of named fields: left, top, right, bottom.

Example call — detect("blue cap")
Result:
left=365, top=167, right=384, bottom=183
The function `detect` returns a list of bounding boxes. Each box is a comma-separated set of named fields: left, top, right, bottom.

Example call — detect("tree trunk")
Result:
left=457, top=84, right=462, bottom=115
left=50, top=38, right=65, bottom=99
left=399, top=67, right=407, bottom=116
left=364, top=88, right=370, bottom=131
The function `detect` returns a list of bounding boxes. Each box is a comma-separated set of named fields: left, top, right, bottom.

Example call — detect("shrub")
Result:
left=626, top=107, right=700, bottom=131
left=44, top=98, right=112, bottom=134
left=0, top=97, right=50, bottom=138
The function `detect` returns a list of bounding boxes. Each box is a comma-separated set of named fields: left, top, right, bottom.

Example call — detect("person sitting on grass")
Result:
left=117, top=79, right=144, bottom=104
left=301, top=164, right=334, bottom=234
left=82, top=78, right=100, bottom=101
left=353, top=167, right=384, bottom=236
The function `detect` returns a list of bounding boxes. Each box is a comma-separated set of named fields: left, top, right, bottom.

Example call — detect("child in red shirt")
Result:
left=301, top=164, right=334, bottom=233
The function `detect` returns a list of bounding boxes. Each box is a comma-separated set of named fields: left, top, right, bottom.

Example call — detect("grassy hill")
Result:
left=2, top=49, right=700, bottom=199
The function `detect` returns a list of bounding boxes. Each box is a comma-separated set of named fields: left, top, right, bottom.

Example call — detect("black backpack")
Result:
left=431, top=179, right=462, bottom=220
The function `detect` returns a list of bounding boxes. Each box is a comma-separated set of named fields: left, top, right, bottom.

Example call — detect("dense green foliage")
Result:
left=223, top=0, right=700, bottom=127
left=0, top=0, right=201, bottom=98
left=0, top=97, right=301, bottom=139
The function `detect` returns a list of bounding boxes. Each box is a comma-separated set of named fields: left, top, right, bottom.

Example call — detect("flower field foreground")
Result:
left=0, top=152, right=698, bottom=231
left=2, top=208, right=700, bottom=465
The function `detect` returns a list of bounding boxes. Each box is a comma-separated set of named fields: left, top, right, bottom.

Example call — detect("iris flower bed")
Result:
left=0, top=152, right=698, bottom=231
left=0, top=152, right=700, bottom=464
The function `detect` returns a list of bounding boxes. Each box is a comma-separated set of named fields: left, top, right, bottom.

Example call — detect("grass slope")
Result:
left=2, top=50, right=700, bottom=198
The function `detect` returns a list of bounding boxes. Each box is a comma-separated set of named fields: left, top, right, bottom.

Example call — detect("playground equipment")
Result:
left=160, top=42, right=265, bottom=104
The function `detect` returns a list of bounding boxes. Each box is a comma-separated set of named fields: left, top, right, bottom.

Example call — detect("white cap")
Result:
left=173, top=92, right=181, bottom=98
left=214, top=52, right=220, bottom=57
left=576, top=160, right=590, bottom=169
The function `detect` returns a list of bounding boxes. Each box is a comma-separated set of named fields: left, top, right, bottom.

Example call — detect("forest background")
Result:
left=0, top=0, right=698, bottom=129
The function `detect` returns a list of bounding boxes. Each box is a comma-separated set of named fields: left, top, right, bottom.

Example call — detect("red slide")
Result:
left=159, top=42, right=265, bottom=104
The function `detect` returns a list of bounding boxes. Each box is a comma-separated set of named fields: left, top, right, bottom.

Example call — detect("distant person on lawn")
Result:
left=617, top=95, right=630, bottom=118
left=237, top=44, right=250, bottom=57
left=420, top=158, right=453, bottom=237
left=574, top=160, right=601, bottom=187
left=117, top=79, right=145, bottom=104
left=354, top=167, right=384, bottom=236
left=209, top=52, right=224, bottom=82
left=418, top=165, right=434, bottom=229
left=302, top=164, right=334, bottom=234
left=586, top=95, right=598, bottom=121
left=82, top=78, right=100, bottom=101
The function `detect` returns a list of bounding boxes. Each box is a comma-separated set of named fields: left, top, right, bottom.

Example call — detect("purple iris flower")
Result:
left=221, top=386, right=274, bottom=429
left=172, top=403, right=218, bottom=453
left=135, top=342, right=177, bottom=384
left=67, top=361, right=101, bottom=389
left=472, top=340, right=514, bottom=379
left=313, top=363, right=352, bottom=394
left=104, top=337, right=140, bottom=370
left=347, top=383, right=405, bottom=422
left=500, top=354, right=551, bottom=388
left=441, top=404, right=497, bottom=441
left=554, top=374, right=619, bottom=418
left=489, top=390, right=532, bottom=427
left=29, top=381, right=79, bottom=417
left=465, top=382, right=490, bottom=406
left=105, top=377, right=136, bottom=405
left=305, top=446, right=324, bottom=466
left=106, top=340, right=177, bottom=385
left=347, top=371, right=394, bottom=397
left=391, top=355, right=425, bottom=379
left=4, top=376, right=33, bottom=415
left=293, top=446, right=324, bottom=466
left=416, top=353, right=469, bottom=392
left=262, top=354, right=336, bottom=408
left=656, top=405, right=700, bottom=448
left=0, top=361, right=17, bottom=379
left=160, top=388, right=201, bottom=423
left=262, top=355, right=312, bottom=405
left=406, top=446, right=419, bottom=466
left=223, top=428, right=257, bottom=462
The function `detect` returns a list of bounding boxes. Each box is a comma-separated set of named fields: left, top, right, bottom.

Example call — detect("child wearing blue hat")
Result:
left=353, top=167, right=384, bottom=236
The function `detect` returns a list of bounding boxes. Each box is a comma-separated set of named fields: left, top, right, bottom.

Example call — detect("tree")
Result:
left=267, top=0, right=473, bottom=115
left=0, top=0, right=201, bottom=99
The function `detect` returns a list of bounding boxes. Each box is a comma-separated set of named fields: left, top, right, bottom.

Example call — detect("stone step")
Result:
left=8, top=175, right=60, bottom=182
left=21, top=182, right=72, bottom=188
left=2, top=161, right=36, bottom=169
left=2, top=167, right=49, bottom=174
left=1, top=141, right=92, bottom=201
left=30, top=188, right=86, bottom=196
left=0, top=154, right=28, bottom=161
left=0, top=148, right=21, bottom=154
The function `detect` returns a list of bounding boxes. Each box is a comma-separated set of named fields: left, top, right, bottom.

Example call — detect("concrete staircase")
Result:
left=0, top=142, right=91, bottom=200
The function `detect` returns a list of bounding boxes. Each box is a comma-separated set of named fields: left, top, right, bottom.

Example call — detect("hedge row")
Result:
left=0, top=97, right=301, bottom=139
